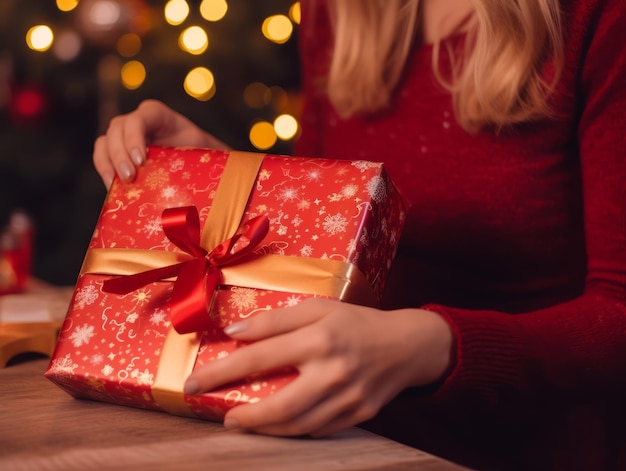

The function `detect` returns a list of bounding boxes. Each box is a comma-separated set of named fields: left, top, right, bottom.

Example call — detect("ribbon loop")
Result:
left=102, top=206, right=269, bottom=334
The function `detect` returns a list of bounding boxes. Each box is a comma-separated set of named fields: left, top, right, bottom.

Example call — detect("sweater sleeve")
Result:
left=425, top=0, right=626, bottom=408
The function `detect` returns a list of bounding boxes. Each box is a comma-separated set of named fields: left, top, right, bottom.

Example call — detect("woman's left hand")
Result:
left=183, top=298, right=453, bottom=437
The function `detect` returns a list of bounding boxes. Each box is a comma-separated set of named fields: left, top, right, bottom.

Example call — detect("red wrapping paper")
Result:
left=45, top=146, right=406, bottom=421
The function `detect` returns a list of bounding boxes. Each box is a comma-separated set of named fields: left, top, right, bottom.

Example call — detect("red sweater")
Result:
left=295, top=1, right=626, bottom=470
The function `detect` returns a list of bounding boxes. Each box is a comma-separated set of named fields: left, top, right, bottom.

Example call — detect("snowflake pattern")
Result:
left=277, top=187, right=299, bottom=202
left=145, top=167, right=169, bottom=190
left=228, top=287, right=258, bottom=313
left=300, top=245, right=313, bottom=256
left=322, top=213, right=348, bottom=235
left=351, top=160, right=380, bottom=172
left=70, top=324, right=95, bottom=347
left=75, top=284, right=99, bottom=309
left=90, top=354, right=104, bottom=365
left=132, top=289, right=151, bottom=306
left=150, top=309, right=167, bottom=325
left=367, top=176, right=387, bottom=203
left=284, top=295, right=302, bottom=307
left=161, top=186, right=178, bottom=200
left=50, top=354, right=78, bottom=375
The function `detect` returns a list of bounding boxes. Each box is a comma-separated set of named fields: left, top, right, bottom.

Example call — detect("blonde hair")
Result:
left=324, top=0, right=564, bottom=132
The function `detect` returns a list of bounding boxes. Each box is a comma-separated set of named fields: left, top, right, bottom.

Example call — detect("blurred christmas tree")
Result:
left=0, top=0, right=301, bottom=285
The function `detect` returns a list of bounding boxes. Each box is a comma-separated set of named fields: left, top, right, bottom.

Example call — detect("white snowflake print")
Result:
left=217, top=350, right=229, bottom=359
left=101, top=364, right=114, bottom=376
left=341, top=184, right=359, bottom=198
left=291, top=215, right=303, bottom=227
left=138, top=370, right=154, bottom=385
left=161, top=186, right=178, bottom=200
left=277, top=187, right=299, bottom=202
left=330, top=187, right=355, bottom=202
left=323, top=213, right=348, bottom=235
left=90, top=354, right=104, bottom=365
left=346, top=238, right=357, bottom=254
left=228, top=287, right=258, bottom=312
left=131, top=369, right=154, bottom=386
left=351, top=161, right=380, bottom=172
left=69, top=324, right=95, bottom=347
left=125, top=312, right=139, bottom=323
left=150, top=309, right=167, bottom=325
left=306, top=169, right=322, bottom=181
left=285, top=295, right=302, bottom=307
left=367, top=176, right=387, bottom=203
left=143, top=217, right=162, bottom=237
left=299, top=245, right=313, bottom=256
left=75, top=284, right=99, bottom=309
left=297, top=200, right=310, bottom=210
left=50, top=354, right=78, bottom=374
left=277, top=225, right=288, bottom=236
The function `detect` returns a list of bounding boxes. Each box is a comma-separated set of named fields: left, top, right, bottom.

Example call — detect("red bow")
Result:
left=102, top=206, right=269, bottom=334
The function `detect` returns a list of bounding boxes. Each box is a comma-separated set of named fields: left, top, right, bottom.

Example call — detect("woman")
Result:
left=93, top=0, right=626, bottom=469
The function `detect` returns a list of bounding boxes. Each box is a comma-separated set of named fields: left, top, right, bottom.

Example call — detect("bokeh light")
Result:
left=243, top=82, right=271, bottom=109
left=261, top=15, right=293, bottom=44
left=199, top=0, right=228, bottom=22
left=274, top=114, right=298, bottom=140
left=53, top=30, right=82, bottom=61
left=289, top=2, right=301, bottom=24
left=26, top=25, right=54, bottom=52
left=89, top=0, right=121, bottom=29
left=164, top=0, right=189, bottom=26
left=179, top=26, right=209, bottom=55
left=249, top=121, right=277, bottom=150
left=56, top=0, right=79, bottom=12
left=121, top=60, right=146, bottom=90
left=184, top=67, right=216, bottom=101
left=117, top=33, right=142, bottom=57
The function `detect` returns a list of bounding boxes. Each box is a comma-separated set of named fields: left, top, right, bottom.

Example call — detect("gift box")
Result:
left=45, top=146, right=406, bottom=421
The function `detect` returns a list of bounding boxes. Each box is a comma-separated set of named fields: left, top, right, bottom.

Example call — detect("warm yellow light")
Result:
left=261, top=15, right=293, bottom=44
left=184, top=67, right=216, bottom=101
left=164, top=0, right=189, bottom=26
left=26, top=25, right=54, bottom=52
left=289, top=2, right=301, bottom=24
left=56, top=0, right=79, bottom=12
left=243, top=82, right=271, bottom=109
left=121, top=60, right=146, bottom=90
left=249, top=121, right=277, bottom=150
left=274, top=114, right=298, bottom=140
left=117, top=33, right=142, bottom=57
left=199, top=0, right=228, bottom=22
left=179, top=26, right=209, bottom=55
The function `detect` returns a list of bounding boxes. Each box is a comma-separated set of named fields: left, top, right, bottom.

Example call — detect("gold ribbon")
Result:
left=81, top=150, right=378, bottom=417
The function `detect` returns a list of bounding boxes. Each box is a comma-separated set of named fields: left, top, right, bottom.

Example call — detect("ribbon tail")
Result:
left=103, top=262, right=188, bottom=294
left=169, top=259, right=215, bottom=334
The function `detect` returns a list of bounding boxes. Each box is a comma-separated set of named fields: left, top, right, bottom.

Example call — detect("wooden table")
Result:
left=0, top=358, right=472, bottom=471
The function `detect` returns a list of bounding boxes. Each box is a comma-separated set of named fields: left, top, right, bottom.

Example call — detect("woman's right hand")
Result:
left=93, top=99, right=229, bottom=189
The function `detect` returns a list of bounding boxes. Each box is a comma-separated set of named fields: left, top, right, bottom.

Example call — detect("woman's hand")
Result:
left=184, top=298, right=453, bottom=438
left=93, top=99, right=229, bottom=189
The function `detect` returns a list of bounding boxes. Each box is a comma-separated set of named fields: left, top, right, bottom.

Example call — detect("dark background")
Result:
left=0, top=0, right=300, bottom=285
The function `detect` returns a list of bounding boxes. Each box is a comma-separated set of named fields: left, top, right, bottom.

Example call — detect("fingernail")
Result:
left=223, top=417, right=240, bottom=430
left=103, top=174, right=114, bottom=190
left=130, top=148, right=144, bottom=166
left=119, top=162, right=133, bottom=181
left=183, top=379, right=200, bottom=395
left=224, top=321, right=248, bottom=336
